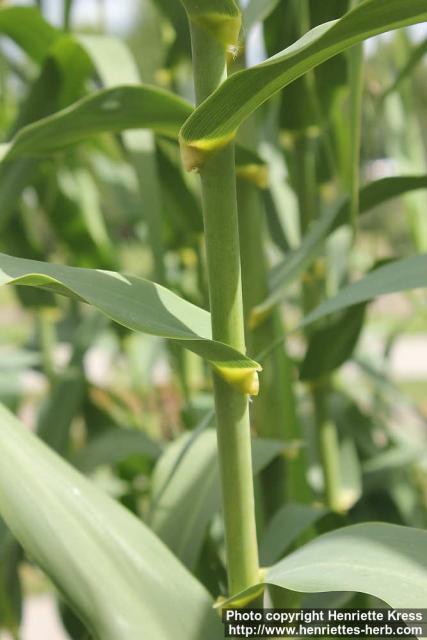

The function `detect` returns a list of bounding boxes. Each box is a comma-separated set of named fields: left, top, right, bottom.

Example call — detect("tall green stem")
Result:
left=238, top=164, right=311, bottom=510
left=188, top=21, right=259, bottom=595
left=312, top=381, right=341, bottom=511
left=293, top=134, right=342, bottom=511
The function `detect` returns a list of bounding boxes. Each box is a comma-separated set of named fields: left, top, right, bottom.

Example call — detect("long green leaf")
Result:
left=0, top=83, right=263, bottom=176
left=252, top=174, right=427, bottom=323
left=266, top=523, right=427, bottom=607
left=0, top=85, right=192, bottom=163
left=0, top=252, right=260, bottom=380
left=180, top=0, right=427, bottom=161
left=0, top=6, right=57, bottom=63
left=300, top=254, right=427, bottom=329
left=0, top=404, right=221, bottom=640
left=226, top=523, right=427, bottom=608
left=383, top=36, right=427, bottom=98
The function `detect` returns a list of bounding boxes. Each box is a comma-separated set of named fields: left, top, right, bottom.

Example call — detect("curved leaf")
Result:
left=225, top=523, right=427, bottom=608
left=266, top=523, right=427, bottom=607
left=0, top=6, right=57, bottom=63
left=1, top=85, right=192, bottom=163
left=0, top=84, right=263, bottom=175
left=0, top=404, right=221, bottom=640
left=180, top=0, right=427, bottom=160
left=300, top=254, right=427, bottom=330
left=0, top=252, right=259, bottom=377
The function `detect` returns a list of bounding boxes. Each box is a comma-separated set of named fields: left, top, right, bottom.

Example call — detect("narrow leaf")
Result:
left=300, top=255, right=427, bottom=330
left=0, top=252, right=260, bottom=376
left=180, top=0, right=427, bottom=160
left=0, top=6, right=57, bottom=63
left=253, top=174, right=427, bottom=323
left=383, top=36, right=427, bottom=98
left=1, top=86, right=192, bottom=163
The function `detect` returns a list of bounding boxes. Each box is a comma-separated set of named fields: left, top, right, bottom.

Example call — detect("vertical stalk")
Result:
left=37, top=310, right=56, bottom=384
left=63, top=0, right=73, bottom=31
left=188, top=21, right=259, bottom=594
left=238, top=157, right=311, bottom=510
left=293, top=134, right=342, bottom=511
left=312, top=381, right=341, bottom=511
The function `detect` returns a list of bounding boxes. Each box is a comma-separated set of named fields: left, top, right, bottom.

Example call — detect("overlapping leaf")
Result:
left=0, top=6, right=57, bottom=62
left=226, top=524, right=427, bottom=608
left=0, top=85, right=192, bottom=163
left=0, top=404, right=221, bottom=640
left=0, top=252, right=259, bottom=376
left=180, top=0, right=427, bottom=159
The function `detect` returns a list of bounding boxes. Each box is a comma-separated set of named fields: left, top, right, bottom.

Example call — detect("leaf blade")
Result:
left=0, top=252, right=259, bottom=374
left=300, top=255, right=427, bottom=330
left=180, top=0, right=427, bottom=154
left=0, top=403, right=222, bottom=640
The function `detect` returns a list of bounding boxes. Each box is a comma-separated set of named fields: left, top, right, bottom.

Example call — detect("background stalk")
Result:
left=293, top=133, right=342, bottom=511
left=187, top=19, right=260, bottom=595
left=237, top=146, right=311, bottom=511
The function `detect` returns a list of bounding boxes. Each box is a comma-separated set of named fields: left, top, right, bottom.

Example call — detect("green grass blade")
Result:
left=0, top=404, right=221, bottom=640
left=0, top=6, right=57, bottom=62
left=300, top=254, right=427, bottom=329
left=252, top=174, right=427, bottom=323
left=1, top=85, right=192, bottom=162
left=0, top=252, right=260, bottom=377
left=383, top=36, right=427, bottom=98
left=180, top=0, right=427, bottom=161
